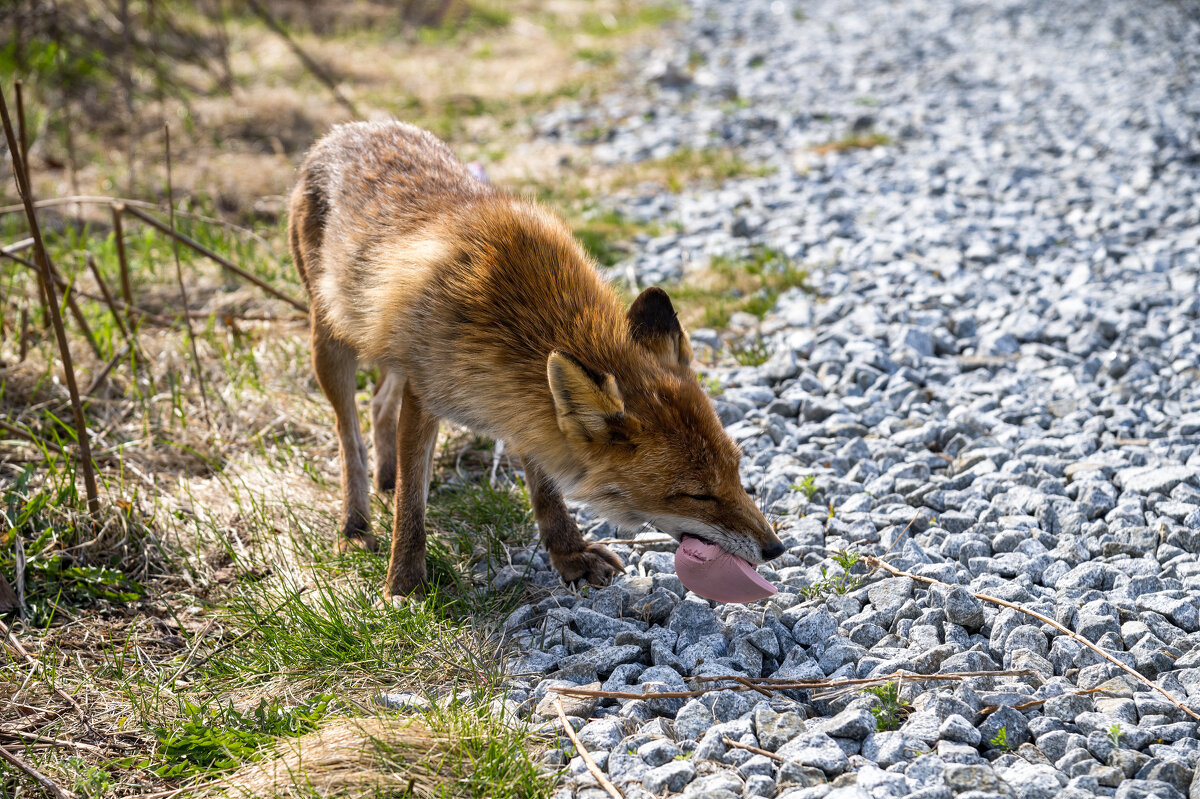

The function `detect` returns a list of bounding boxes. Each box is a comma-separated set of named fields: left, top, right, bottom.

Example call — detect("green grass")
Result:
left=801, top=549, right=865, bottom=600
left=813, top=131, right=893, bottom=155
left=864, top=681, right=907, bottom=732
left=667, top=245, right=812, bottom=332
left=624, top=147, right=775, bottom=193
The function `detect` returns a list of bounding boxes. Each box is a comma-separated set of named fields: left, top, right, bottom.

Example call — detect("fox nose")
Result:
left=762, top=540, right=786, bottom=560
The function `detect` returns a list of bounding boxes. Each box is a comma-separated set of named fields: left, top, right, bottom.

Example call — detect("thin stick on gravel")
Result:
left=0, top=85, right=100, bottom=517
left=554, top=696, right=623, bottom=799
left=122, top=205, right=309, bottom=313
left=551, top=669, right=1037, bottom=702
left=864, top=555, right=1200, bottom=721
left=0, top=742, right=75, bottom=799
left=722, top=736, right=782, bottom=762
left=164, top=124, right=212, bottom=425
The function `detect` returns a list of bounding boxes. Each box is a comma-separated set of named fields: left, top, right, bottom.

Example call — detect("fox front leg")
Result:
left=522, top=458, right=623, bottom=586
left=385, top=383, right=440, bottom=599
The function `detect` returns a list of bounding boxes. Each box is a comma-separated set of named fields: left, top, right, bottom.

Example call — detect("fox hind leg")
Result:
left=523, top=458, right=622, bottom=586
left=312, top=326, right=376, bottom=553
left=371, top=369, right=405, bottom=493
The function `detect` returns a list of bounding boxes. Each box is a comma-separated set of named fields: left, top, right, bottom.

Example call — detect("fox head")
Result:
left=546, top=287, right=786, bottom=565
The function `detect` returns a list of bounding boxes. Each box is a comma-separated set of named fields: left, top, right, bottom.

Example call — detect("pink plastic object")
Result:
left=674, top=535, right=777, bottom=603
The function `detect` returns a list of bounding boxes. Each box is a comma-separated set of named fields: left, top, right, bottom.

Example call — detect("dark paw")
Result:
left=386, top=563, right=427, bottom=601
left=375, top=464, right=396, bottom=493
left=551, top=543, right=624, bottom=586
left=339, top=516, right=378, bottom=554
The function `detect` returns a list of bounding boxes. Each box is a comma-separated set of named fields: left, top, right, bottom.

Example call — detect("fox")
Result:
left=287, top=120, right=785, bottom=600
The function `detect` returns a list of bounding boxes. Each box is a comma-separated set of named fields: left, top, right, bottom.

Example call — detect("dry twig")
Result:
left=722, top=736, right=782, bottom=762
left=0, top=741, right=75, bottom=799
left=864, top=556, right=1200, bottom=721
left=554, top=697, right=622, bottom=799
left=0, top=619, right=98, bottom=737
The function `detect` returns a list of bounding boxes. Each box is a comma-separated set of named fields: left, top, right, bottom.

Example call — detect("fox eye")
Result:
left=683, top=493, right=718, bottom=503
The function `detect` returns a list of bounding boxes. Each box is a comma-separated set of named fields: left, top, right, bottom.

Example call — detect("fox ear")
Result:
left=547, top=351, right=625, bottom=442
left=627, top=286, right=693, bottom=368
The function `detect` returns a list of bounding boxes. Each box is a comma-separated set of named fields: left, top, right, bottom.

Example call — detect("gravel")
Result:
left=489, top=0, right=1200, bottom=796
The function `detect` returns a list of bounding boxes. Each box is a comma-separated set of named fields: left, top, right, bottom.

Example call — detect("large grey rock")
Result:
left=775, top=731, right=850, bottom=775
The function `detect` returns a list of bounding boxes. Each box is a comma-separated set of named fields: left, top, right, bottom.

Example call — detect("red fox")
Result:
left=288, top=121, right=784, bottom=600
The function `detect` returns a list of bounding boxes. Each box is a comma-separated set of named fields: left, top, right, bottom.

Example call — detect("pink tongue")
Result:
left=674, top=536, right=777, bottom=603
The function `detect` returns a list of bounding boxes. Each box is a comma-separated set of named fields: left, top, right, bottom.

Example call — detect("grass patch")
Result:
left=666, top=245, right=811, bottom=331
left=572, top=207, right=661, bottom=267
left=812, top=131, right=892, bottom=155
left=619, top=147, right=775, bottom=192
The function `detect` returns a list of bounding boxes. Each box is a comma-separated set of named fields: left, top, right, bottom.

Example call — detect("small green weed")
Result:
left=1108, top=722, right=1123, bottom=750
left=865, top=681, right=907, bottom=732
left=730, top=334, right=771, bottom=366
left=800, top=549, right=864, bottom=599
left=989, top=726, right=1013, bottom=752
left=794, top=474, right=819, bottom=502
left=697, top=373, right=724, bottom=396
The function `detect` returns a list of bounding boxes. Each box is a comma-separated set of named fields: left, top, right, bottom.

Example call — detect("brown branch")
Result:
left=864, top=555, right=1200, bottom=721
left=554, top=697, right=622, bottom=799
left=0, top=419, right=67, bottom=455
left=122, top=205, right=308, bottom=313
left=0, top=730, right=106, bottom=755
left=0, top=85, right=100, bottom=516
left=110, top=203, right=136, bottom=331
left=0, top=741, right=75, bottom=799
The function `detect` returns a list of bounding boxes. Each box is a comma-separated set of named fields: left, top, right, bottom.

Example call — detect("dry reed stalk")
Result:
left=86, top=345, right=131, bottom=395
left=164, top=124, right=212, bottom=425
left=0, top=249, right=181, bottom=327
left=555, top=697, right=623, bottom=799
left=85, top=254, right=132, bottom=342
left=0, top=246, right=103, bottom=358
left=864, top=555, right=1200, bottom=721
left=0, top=419, right=66, bottom=455
left=0, top=85, right=100, bottom=516
left=0, top=730, right=106, bottom=755
left=14, top=80, right=28, bottom=172
left=18, top=305, right=29, bottom=361
left=122, top=205, right=309, bottom=313
left=0, top=741, right=74, bottom=799
left=110, top=203, right=136, bottom=330
left=2, top=197, right=286, bottom=269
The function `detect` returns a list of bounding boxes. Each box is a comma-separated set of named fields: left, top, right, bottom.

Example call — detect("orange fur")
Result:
left=288, top=121, right=783, bottom=598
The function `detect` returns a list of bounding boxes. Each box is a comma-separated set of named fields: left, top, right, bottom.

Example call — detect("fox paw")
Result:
left=338, top=522, right=378, bottom=554
left=552, top=543, right=623, bottom=586
left=386, top=565, right=427, bottom=601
